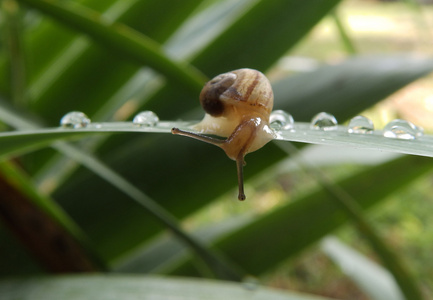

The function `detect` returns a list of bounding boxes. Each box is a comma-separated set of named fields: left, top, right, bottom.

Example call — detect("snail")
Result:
left=172, top=68, right=275, bottom=200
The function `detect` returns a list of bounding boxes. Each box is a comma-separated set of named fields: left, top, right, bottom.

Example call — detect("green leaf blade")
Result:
left=321, top=237, right=404, bottom=300
left=0, top=275, right=335, bottom=300
left=17, top=0, right=206, bottom=97
left=192, top=0, right=342, bottom=73
left=170, top=155, right=433, bottom=276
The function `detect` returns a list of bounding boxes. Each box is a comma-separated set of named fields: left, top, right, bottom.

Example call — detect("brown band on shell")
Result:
left=243, top=70, right=261, bottom=103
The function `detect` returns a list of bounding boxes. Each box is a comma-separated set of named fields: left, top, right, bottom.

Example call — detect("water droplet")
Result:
left=383, top=119, right=423, bottom=140
left=242, top=276, right=260, bottom=291
left=310, top=112, right=338, bottom=130
left=60, top=111, right=91, bottom=128
left=348, top=115, right=374, bottom=134
left=269, top=110, right=294, bottom=130
left=132, top=111, right=159, bottom=126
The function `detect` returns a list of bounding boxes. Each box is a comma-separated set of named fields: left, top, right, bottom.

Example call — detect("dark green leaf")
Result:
left=17, top=0, right=206, bottom=96
left=170, top=155, right=433, bottom=277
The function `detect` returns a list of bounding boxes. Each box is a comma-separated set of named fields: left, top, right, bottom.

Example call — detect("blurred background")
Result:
left=278, top=0, right=433, bottom=129
left=1, top=0, right=433, bottom=299
left=186, top=0, right=433, bottom=298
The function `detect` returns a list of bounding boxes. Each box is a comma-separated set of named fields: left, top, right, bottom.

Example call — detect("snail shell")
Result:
left=172, top=68, right=275, bottom=200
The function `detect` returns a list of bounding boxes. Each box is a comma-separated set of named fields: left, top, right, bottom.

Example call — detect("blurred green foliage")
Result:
left=0, top=0, right=433, bottom=299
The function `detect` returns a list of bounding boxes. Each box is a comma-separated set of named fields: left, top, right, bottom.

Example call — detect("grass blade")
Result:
left=322, top=237, right=404, bottom=300
left=114, top=214, right=253, bottom=274
left=3, top=120, right=433, bottom=161
left=17, top=0, right=206, bottom=95
left=192, top=0, right=342, bottom=73
left=330, top=9, right=357, bottom=55
left=275, top=123, right=433, bottom=159
left=54, top=142, right=244, bottom=281
left=1, top=0, right=27, bottom=106
left=170, top=155, right=433, bottom=280
left=0, top=275, right=335, bottom=300
left=280, top=143, right=423, bottom=300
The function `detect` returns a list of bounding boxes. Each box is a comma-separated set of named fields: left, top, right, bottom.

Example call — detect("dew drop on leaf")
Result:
left=348, top=115, right=374, bottom=134
left=60, top=111, right=91, bottom=128
left=270, top=110, right=294, bottom=130
left=310, top=112, right=338, bottom=131
left=132, top=111, right=159, bottom=126
left=383, top=119, right=423, bottom=140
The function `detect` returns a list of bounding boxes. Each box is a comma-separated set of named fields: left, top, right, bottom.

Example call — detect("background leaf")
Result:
left=168, top=155, right=432, bottom=276
left=321, top=237, right=404, bottom=300
left=0, top=275, right=335, bottom=300
left=273, top=55, right=433, bottom=121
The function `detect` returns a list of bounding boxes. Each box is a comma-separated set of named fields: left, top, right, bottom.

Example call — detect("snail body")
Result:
left=172, top=68, right=275, bottom=200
